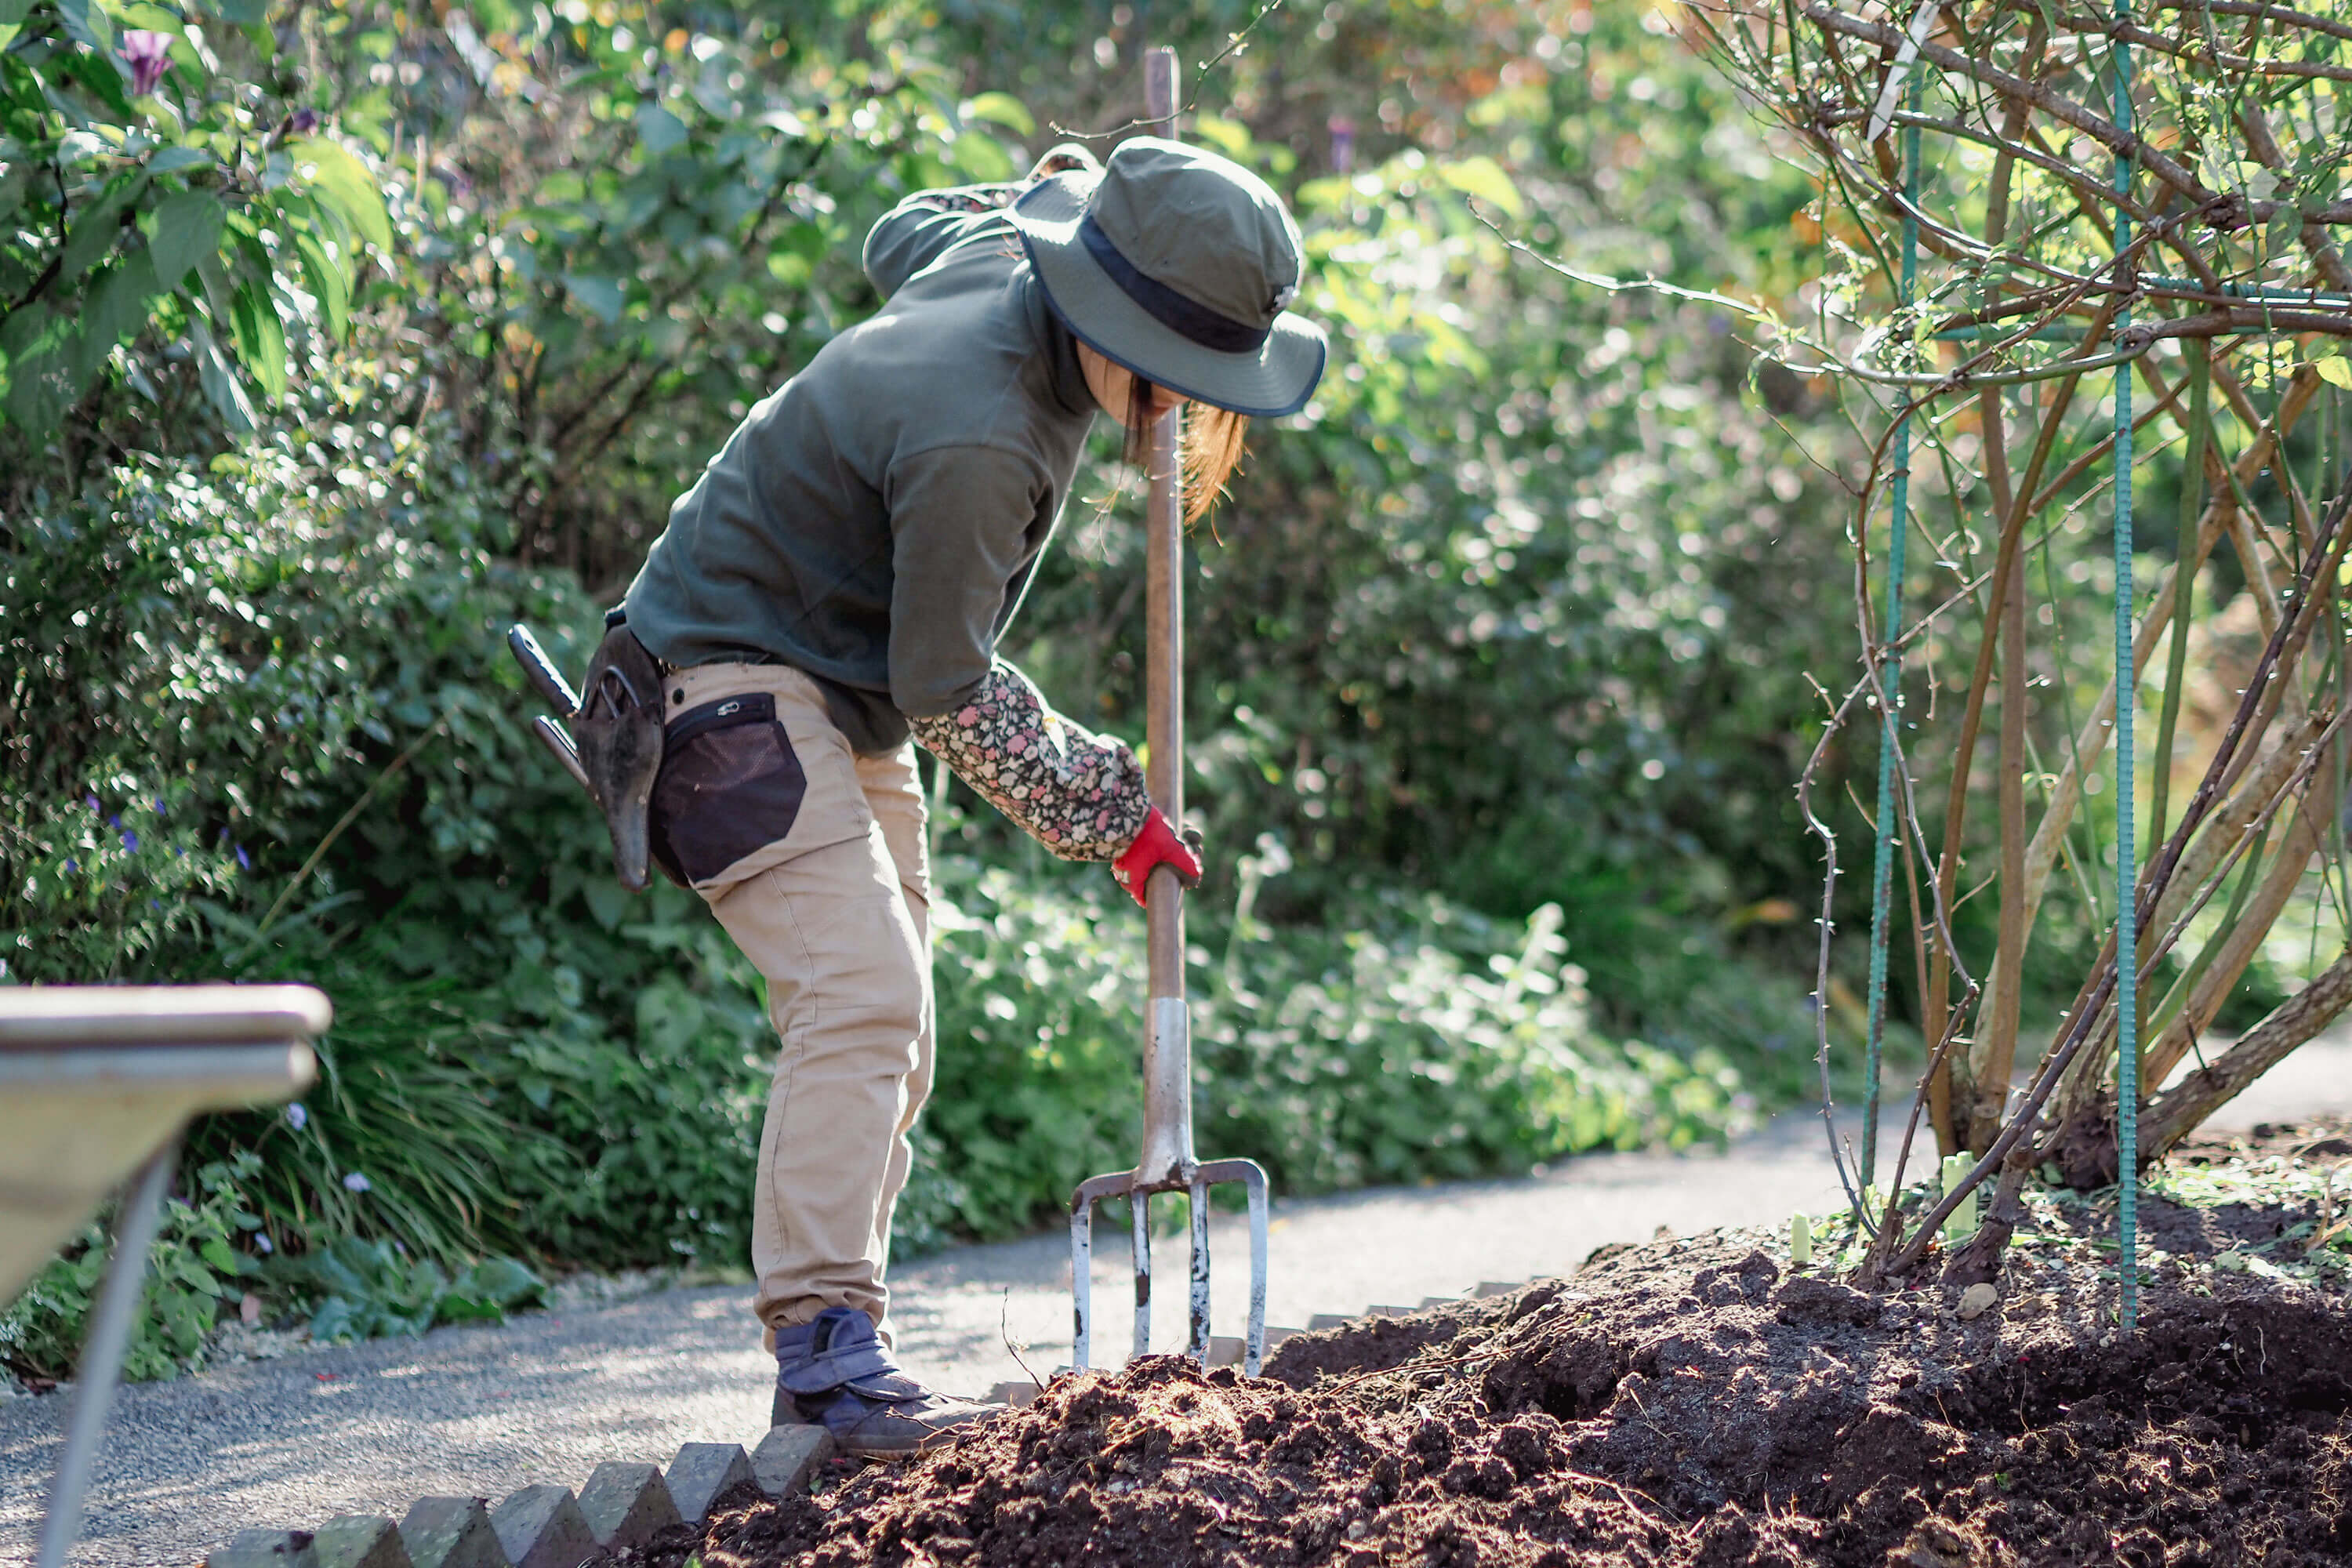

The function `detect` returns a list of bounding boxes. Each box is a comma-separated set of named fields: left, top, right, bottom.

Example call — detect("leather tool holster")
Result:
left=573, top=625, right=666, bottom=891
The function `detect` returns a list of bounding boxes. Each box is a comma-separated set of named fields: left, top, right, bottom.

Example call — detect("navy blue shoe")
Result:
left=772, top=1307, right=1001, bottom=1460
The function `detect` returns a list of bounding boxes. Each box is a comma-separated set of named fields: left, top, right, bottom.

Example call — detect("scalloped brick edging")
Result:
left=201, top=1278, right=1545, bottom=1564
left=203, top=1425, right=835, bottom=1568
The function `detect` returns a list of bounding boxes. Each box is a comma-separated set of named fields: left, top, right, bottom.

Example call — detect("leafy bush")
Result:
left=0, top=0, right=391, bottom=437
left=190, top=932, right=576, bottom=1267
left=270, top=1240, right=543, bottom=1344
left=894, top=840, right=1759, bottom=1252
left=2, top=1152, right=267, bottom=1384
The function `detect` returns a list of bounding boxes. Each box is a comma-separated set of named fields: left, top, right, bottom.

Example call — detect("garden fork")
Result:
left=1067, top=43, right=1271, bottom=1384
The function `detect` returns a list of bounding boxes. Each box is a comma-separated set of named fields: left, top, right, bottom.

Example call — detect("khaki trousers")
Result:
left=662, top=662, right=932, bottom=1350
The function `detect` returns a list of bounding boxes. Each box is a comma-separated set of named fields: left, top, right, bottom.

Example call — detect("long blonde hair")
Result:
left=1123, top=378, right=1250, bottom=526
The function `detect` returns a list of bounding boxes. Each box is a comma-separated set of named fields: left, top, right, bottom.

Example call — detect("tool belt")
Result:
left=572, top=623, right=666, bottom=891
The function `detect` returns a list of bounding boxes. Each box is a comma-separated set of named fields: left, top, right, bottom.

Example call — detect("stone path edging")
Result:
left=203, top=1426, right=833, bottom=1567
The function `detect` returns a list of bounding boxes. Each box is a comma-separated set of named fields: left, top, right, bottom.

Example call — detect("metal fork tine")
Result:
left=1131, top=1189, right=1152, bottom=1363
left=1069, top=1189, right=1095, bottom=1373
left=1193, top=1157, right=1269, bottom=1374
left=1189, top=1177, right=1211, bottom=1365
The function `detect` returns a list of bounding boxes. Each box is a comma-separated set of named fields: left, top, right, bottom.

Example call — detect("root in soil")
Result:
left=642, top=1120, right=2352, bottom=1567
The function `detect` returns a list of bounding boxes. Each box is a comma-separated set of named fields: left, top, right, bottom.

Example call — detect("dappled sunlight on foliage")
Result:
left=2, top=0, right=1880, bottom=1371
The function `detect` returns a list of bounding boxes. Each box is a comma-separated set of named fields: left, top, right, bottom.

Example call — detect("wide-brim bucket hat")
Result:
left=1012, top=137, right=1327, bottom=419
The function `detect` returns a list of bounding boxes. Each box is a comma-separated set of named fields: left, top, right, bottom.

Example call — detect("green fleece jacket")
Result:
left=621, top=182, right=1099, bottom=754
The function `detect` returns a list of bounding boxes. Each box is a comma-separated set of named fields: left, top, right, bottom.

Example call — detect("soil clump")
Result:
left=650, top=1134, right=2352, bottom=1566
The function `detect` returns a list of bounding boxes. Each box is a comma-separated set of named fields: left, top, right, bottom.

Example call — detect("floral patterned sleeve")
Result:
left=906, top=662, right=1153, bottom=862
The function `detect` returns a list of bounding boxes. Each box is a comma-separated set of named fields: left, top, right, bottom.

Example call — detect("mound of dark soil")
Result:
left=656, top=1167, right=2352, bottom=1566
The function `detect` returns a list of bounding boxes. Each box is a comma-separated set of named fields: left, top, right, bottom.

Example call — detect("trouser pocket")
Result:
left=649, top=691, right=808, bottom=887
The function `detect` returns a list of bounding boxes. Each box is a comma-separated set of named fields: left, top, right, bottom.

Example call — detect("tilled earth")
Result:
left=648, top=1131, right=2352, bottom=1566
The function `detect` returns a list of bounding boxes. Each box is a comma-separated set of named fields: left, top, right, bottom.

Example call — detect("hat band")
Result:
left=1080, top=213, right=1269, bottom=356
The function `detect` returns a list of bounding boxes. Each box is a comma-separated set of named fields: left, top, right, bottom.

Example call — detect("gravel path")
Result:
left=5, top=1037, right=2346, bottom=1566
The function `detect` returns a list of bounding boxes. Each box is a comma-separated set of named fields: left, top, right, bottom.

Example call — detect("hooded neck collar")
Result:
left=1022, top=267, right=1098, bottom=420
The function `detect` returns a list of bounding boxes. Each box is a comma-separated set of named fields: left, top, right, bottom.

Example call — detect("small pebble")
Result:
left=1956, top=1283, right=1999, bottom=1320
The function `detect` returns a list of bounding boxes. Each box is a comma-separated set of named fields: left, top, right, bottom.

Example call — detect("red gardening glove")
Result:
left=1112, top=808, right=1203, bottom=909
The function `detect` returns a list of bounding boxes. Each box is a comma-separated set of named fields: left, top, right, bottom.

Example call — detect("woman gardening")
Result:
left=604, top=136, right=1326, bottom=1459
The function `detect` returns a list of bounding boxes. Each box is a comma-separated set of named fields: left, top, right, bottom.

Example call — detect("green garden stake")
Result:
left=2110, top=0, right=2141, bottom=1336
left=1790, top=1212, right=1814, bottom=1267
left=1860, top=78, right=1924, bottom=1191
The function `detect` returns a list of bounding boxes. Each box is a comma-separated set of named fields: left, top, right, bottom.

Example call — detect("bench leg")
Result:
left=38, top=1138, right=180, bottom=1568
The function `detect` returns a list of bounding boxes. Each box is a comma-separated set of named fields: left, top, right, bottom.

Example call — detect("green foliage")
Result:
left=188, top=936, right=575, bottom=1267
left=895, top=843, right=1755, bottom=1250
left=5, top=0, right=1878, bottom=1381
left=270, top=1239, right=543, bottom=1343
left=2, top=1152, right=265, bottom=1383
left=0, top=0, right=388, bottom=434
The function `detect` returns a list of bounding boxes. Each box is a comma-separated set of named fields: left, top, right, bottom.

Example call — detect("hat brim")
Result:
left=1011, top=172, right=1327, bottom=419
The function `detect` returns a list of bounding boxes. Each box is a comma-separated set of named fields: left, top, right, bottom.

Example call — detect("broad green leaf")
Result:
left=2318, top=357, right=2352, bottom=390
left=434, top=1291, right=507, bottom=1324
left=58, top=172, right=150, bottom=285
left=1437, top=157, right=1523, bottom=220
left=114, top=2, right=187, bottom=31
left=187, top=315, right=253, bottom=431
left=147, top=190, right=224, bottom=287
left=194, top=245, right=237, bottom=327
left=147, top=147, right=216, bottom=176
left=0, top=0, right=29, bottom=28
left=307, top=1296, right=362, bottom=1343
left=55, top=48, right=136, bottom=118
left=787, top=216, right=832, bottom=261
left=286, top=137, right=391, bottom=253
left=74, top=252, right=162, bottom=383
left=949, top=131, right=1014, bottom=183
left=56, top=0, right=114, bottom=57
left=209, top=0, right=267, bottom=25
left=0, top=22, right=20, bottom=48
left=56, top=131, right=113, bottom=166
left=963, top=91, right=1033, bottom=137
left=1192, top=116, right=1253, bottom=158
left=452, top=1256, right=543, bottom=1307
left=562, top=271, right=623, bottom=322
left=228, top=276, right=287, bottom=398
left=293, top=230, right=349, bottom=339
left=3, top=310, right=85, bottom=435
left=635, top=103, right=688, bottom=155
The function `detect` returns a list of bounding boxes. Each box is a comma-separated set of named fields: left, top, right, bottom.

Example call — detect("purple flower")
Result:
left=1328, top=115, right=1356, bottom=176
left=153, top=797, right=166, bottom=815
left=286, top=1102, right=308, bottom=1131
left=252, top=1233, right=274, bottom=1255
left=289, top=107, right=319, bottom=135
left=121, top=30, right=171, bottom=96
left=64, top=858, right=78, bottom=873
left=342, top=1171, right=372, bottom=1193
left=234, top=844, right=249, bottom=869
left=107, top=814, right=121, bottom=829
left=85, top=794, right=100, bottom=813
left=121, top=830, right=139, bottom=851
